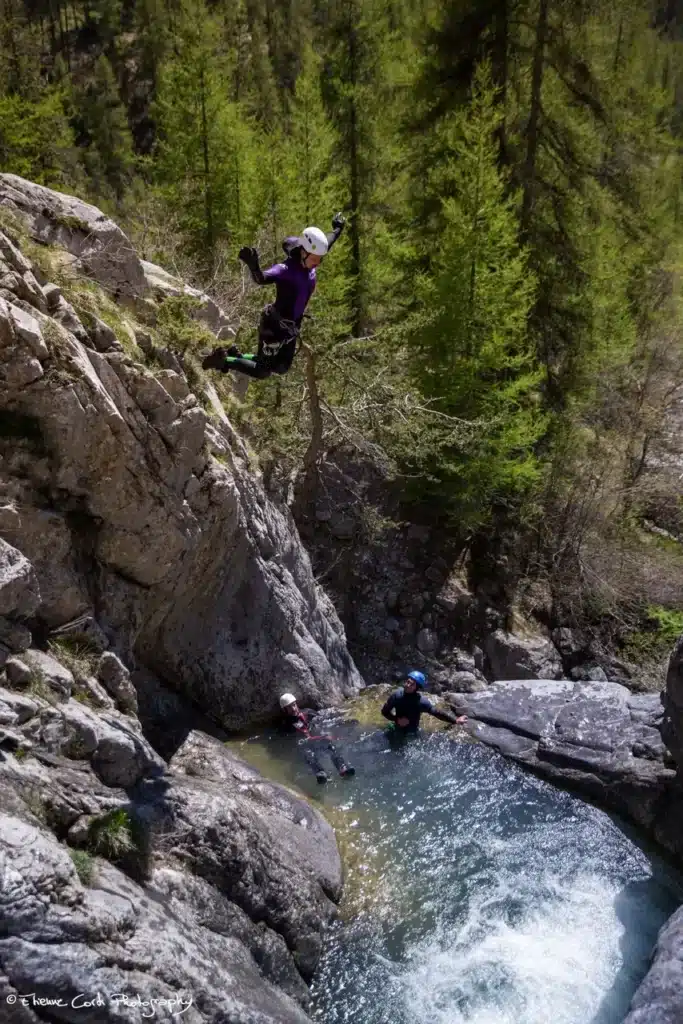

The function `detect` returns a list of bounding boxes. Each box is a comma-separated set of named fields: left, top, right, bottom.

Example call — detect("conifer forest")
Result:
left=3, top=0, right=683, bottom=660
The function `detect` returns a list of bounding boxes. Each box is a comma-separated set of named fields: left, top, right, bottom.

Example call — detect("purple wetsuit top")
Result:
left=250, top=228, right=342, bottom=325
left=262, top=258, right=316, bottom=324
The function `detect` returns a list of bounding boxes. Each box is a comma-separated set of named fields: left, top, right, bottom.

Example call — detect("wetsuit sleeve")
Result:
left=421, top=697, right=458, bottom=725
left=254, top=262, right=287, bottom=286
left=326, top=225, right=343, bottom=252
left=381, top=692, right=398, bottom=721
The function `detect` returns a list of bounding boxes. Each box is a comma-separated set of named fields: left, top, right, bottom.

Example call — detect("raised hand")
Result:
left=238, top=246, right=259, bottom=269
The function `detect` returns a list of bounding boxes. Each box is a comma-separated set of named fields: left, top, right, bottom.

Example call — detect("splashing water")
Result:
left=290, top=722, right=683, bottom=1024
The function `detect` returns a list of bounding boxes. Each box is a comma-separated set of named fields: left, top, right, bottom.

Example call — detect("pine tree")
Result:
left=153, top=0, right=263, bottom=275
left=408, top=63, right=546, bottom=527
left=70, top=54, right=134, bottom=202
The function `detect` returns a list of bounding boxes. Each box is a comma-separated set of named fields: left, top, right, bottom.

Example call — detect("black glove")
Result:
left=238, top=246, right=260, bottom=271
left=332, top=212, right=346, bottom=232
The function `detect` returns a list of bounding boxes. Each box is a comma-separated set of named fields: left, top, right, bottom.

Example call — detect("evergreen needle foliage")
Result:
left=2, top=0, right=683, bottom=637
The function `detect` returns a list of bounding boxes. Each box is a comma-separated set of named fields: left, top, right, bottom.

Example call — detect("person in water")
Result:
left=202, top=214, right=345, bottom=380
left=279, top=692, right=355, bottom=784
left=381, top=670, right=467, bottom=734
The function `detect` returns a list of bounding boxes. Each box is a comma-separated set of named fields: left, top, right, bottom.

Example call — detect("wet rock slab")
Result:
left=446, top=680, right=676, bottom=834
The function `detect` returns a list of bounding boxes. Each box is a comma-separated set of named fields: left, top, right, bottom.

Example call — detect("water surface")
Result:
left=231, top=714, right=682, bottom=1024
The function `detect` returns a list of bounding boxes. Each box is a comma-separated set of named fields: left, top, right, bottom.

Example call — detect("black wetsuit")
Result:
left=280, top=708, right=351, bottom=777
left=227, top=224, right=344, bottom=380
left=381, top=687, right=458, bottom=734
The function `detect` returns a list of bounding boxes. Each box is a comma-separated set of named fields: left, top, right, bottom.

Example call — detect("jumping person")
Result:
left=381, top=670, right=467, bottom=735
left=202, top=213, right=346, bottom=380
left=279, top=692, right=355, bottom=784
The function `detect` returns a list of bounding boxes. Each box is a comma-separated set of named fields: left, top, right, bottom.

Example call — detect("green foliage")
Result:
left=155, top=295, right=216, bottom=358
left=1, top=0, right=683, bottom=638
left=87, top=808, right=136, bottom=860
left=48, top=638, right=100, bottom=681
left=70, top=55, right=134, bottom=201
left=407, top=64, right=546, bottom=527
left=152, top=0, right=263, bottom=273
left=0, top=90, right=81, bottom=188
left=625, top=605, right=683, bottom=663
left=69, top=847, right=97, bottom=886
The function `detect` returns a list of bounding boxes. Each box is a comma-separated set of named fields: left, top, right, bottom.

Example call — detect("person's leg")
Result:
left=300, top=740, right=328, bottom=783
left=270, top=337, right=298, bottom=376
left=224, top=355, right=272, bottom=379
left=327, top=741, right=355, bottom=777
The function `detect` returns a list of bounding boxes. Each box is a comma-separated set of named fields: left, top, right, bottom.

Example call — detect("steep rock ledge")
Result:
left=0, top=173, right=362, bottom=730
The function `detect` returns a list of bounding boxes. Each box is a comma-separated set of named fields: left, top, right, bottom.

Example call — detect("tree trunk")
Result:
left=521, top=0, right=549, bottom=235
left=302, top=342, right=324, bottom=477
left=347, top=8, right=363, bottom=337
left=493, top=0, right=509, bottom=164
left=294, top=341, right=324, bottom=516
left=199, top=66, right=214, bottom=270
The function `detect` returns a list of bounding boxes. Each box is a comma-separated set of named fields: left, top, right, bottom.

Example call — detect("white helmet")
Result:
left=279, top=692, right=297, bottom=709
left=301, top=227, right=328, bottom=256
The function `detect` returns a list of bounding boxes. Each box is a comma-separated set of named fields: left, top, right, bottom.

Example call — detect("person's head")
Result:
left=300, top=226, right=328, bottom=269
left=280, top=692, right=299, bottom=715
left=403, top=670, right=426, bottom=694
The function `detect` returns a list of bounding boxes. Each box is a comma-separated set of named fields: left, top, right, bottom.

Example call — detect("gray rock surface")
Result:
left=0, top=173, right=147, bottom=297
left=21, top=649, right=73, bottom=698
left=0, top=538, right=39, bottom=620
left=0, top=813, right=314, bottom=1023
left=484, top=629, right=564, bottom=680
left=96, top=652, right=138, bottom=715
left=0, top=175, right=358, bottom=1021
left=623, top=905, right=683, bottom=1024
left=448, top=679, right=677, bottom=844
left=0, top=175, right=362, bottom=729
left=0, top=684, right=341, bottom=1021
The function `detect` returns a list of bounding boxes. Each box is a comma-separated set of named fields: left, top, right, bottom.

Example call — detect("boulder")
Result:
left=7, top=303, right=47, bottom=359
left=21, top=649, right=73, bottom=698
left=0, top=813, right=314, bottom=1024
left=0, top=688, right=39, bottom=724
left=448, top=680, right=677, bottom=846
left=96, top=651, right=138, bottom=715
left=623, top=905, right=683, bottom=1024
left=484, top=629, right=564, bottom=681
left=5, top=657, right=32, bottom=687
left=0, top=538, right=40, bottom=620
left=440, top=671, right=487, bottom=694
left=22, top=697, right=163, bottom=787
left=136, top=732, right=342, bottom=981
left=0, top=173, right=147, bottom=297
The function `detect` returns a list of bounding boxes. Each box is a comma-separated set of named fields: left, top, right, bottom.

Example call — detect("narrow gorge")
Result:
left=1, top=175, right=682, bottom=1024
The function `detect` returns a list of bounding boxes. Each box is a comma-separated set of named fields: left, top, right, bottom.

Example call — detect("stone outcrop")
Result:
left=0, top=173, right=360, bottom=1020
left=623, top=905, right=683, bottom=1024
left=0, top=173, right=148, bottom=299
left=483, top=629, right=564, bottom=681
left=448, top=679, right=677, bottom=849
left=0, top=660, right=341, bottom=1021
left=0, top=174, right=362, bottom=731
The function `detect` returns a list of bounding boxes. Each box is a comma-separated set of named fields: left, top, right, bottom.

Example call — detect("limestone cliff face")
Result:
left=0, top=173, right=363, bottom=1021
left=0, top=173, right=362, bottom=730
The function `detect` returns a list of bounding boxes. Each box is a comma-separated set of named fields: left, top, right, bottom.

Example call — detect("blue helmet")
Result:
left=406, top=670, right=427, bottom=689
